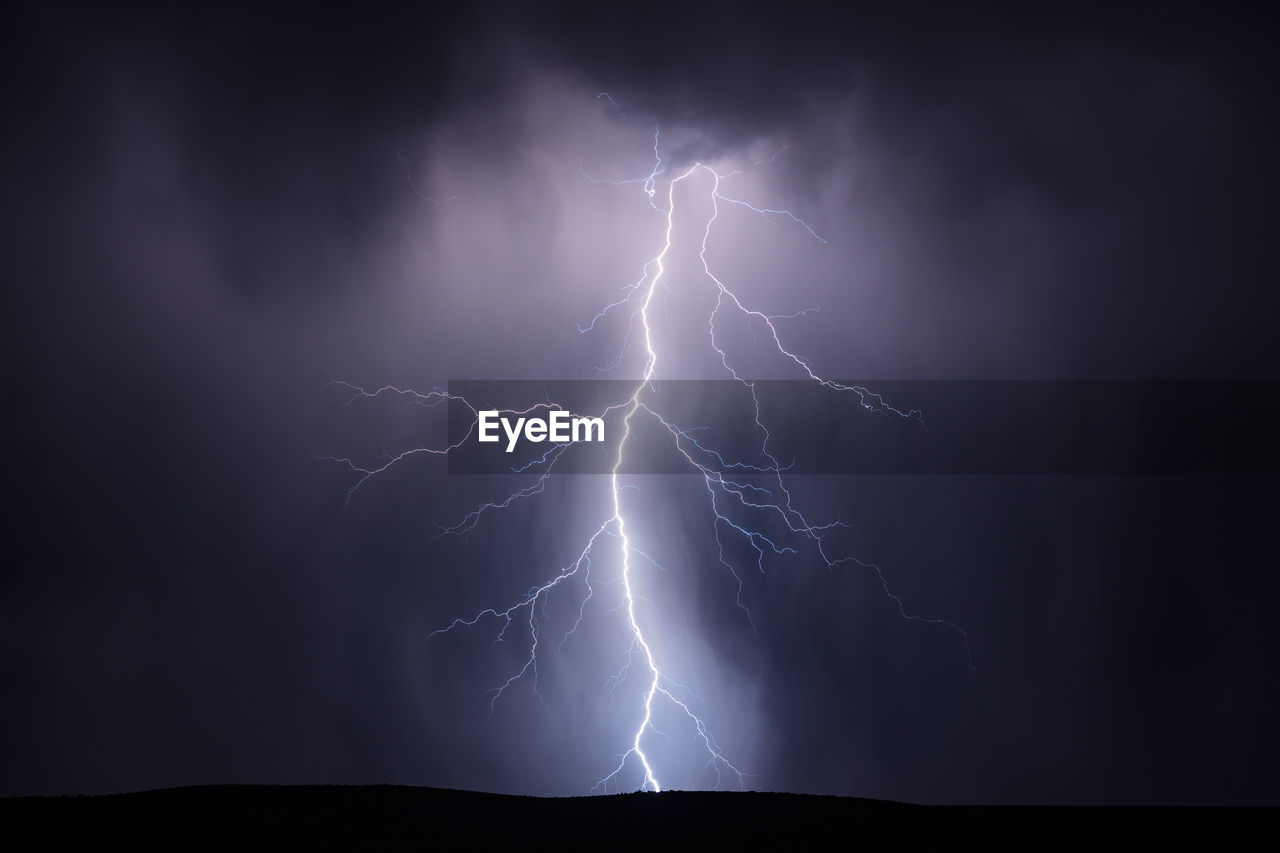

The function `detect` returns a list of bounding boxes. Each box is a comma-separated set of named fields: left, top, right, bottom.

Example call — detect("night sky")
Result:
left=3, top=3, right=1278, bottom=803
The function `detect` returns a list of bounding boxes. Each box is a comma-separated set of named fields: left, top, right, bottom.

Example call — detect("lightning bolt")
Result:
left=326, top=95, right=971, bottom=794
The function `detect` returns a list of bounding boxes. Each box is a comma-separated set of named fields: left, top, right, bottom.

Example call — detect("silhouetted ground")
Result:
left=0, top=786, right=1275, bottom=849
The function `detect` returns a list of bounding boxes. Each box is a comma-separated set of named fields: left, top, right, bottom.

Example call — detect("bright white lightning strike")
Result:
left=325, top=101, right=971, bottom=794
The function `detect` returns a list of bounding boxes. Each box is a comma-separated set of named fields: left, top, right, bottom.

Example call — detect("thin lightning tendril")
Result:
left=327, top=101, right=971, bottom=794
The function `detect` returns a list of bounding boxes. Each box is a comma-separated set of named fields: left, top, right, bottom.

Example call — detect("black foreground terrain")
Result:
left=1, top=785, right=1276, bottom=849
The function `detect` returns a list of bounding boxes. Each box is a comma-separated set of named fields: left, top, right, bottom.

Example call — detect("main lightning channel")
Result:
left=604, top=164, right=713, bottom=793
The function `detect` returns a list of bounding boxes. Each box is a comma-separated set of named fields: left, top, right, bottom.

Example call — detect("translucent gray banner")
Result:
left=446, top=380, right=1280, bottom=475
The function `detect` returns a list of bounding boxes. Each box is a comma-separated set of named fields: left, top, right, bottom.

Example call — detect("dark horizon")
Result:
left=5, top=785, right=1277, bottom=849
left=3, top=2, right=1278, bottom=804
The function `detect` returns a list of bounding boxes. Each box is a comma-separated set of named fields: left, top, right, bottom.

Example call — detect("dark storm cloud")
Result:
left=3, top=1, right=1278, bottom=803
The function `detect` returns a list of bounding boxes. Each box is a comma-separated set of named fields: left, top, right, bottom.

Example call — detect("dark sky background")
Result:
left=3, top=2, right=1278, bottom=803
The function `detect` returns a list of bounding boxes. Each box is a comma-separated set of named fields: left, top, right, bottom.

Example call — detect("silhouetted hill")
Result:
left=1, top=785, right=1275, bottom=849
